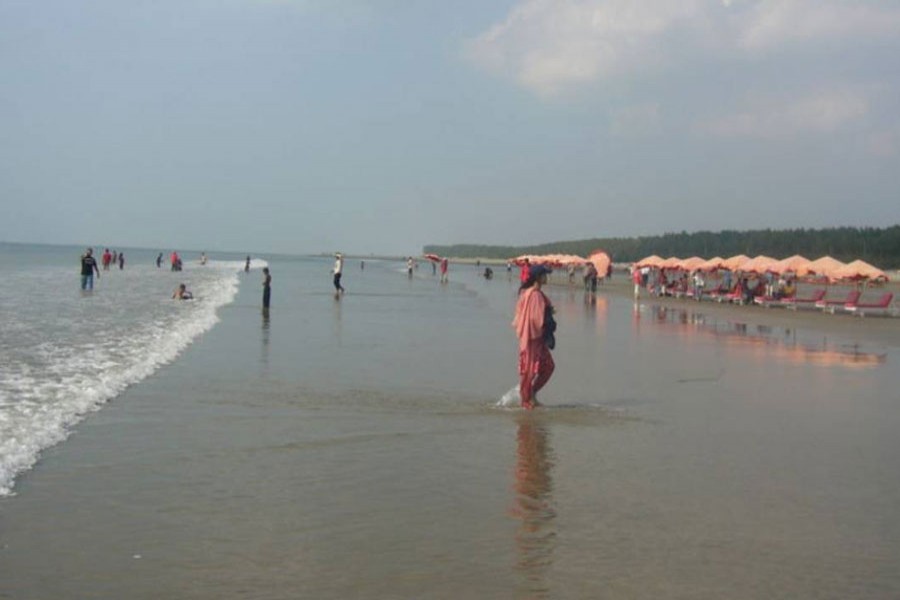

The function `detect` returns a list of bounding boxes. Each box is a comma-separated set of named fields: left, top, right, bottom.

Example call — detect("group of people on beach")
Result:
left=81, top=246, right=557, bottom=410
left=633, top=265, right=798, bottom=304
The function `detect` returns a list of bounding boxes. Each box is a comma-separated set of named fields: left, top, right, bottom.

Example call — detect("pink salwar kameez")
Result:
left=513, top=287, right=555, bottom=409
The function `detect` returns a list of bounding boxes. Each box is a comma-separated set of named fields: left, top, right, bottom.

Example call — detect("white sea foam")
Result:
left=0, top=259, right=251, bottom=496
left=497, top=384, right=521, bottom=408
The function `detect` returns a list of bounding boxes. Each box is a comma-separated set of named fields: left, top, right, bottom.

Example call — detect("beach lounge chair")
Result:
left=701, top=284, right=726, bottom=301
left=844, top=292, right=895, bottom=317
left=816, top=290, right=861, bottom=314
left=753, top=294, right=780, bottom=308
left=780, top=288, right=826, bottom=310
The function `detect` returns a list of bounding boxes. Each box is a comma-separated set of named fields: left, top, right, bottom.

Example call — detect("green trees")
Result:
left=423, top=225, right=900, bottom=268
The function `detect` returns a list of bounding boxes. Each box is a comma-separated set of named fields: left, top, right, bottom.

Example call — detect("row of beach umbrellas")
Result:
left=632, top=254, right=889, bottom=282
left=512, top=251, right=612, bottom=277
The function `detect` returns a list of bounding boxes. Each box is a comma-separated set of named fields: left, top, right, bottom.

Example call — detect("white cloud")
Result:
left=736, top=1, right=900, bottom=51
left=701, top=88, right=869, bottom=138
left=465, top=0, right=900, bottom=96
left=465, top=0, right=708, bottom=96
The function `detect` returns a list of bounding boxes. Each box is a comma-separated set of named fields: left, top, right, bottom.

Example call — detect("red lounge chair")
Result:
left=816, top=290, right=861, bottom=314
left=780, top=288, right=826, bottom=310
left=702, top=284, right=726, bottom=300
left=753, top=294, right=780, bottom=308
left=845, top=292, right=895, bottom=317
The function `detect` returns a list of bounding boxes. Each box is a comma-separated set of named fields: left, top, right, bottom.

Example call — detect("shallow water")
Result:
left=1, top=255, right=899, bottom=599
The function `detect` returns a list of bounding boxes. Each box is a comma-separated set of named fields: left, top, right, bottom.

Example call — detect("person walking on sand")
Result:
left=407, top=257, right=414, bottom=278
left=245, top=256, right=251, bottom=272
left=333, top=253, right=345, bottom=297
left=156, top=252, right=163, bottom=268
left=513, top=265, right=556, bottom=410
left=102, top=248, right=112, bottom=271
left=262, top=267, right=272, bottom=309
left=80, top=248, right=101, bottom=291
left=118, top=252, right=124, bottom=270
left=439, top=257, right=449, bottom=284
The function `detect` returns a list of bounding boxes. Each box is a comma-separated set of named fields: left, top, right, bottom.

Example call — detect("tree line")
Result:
left=424, top=225, right=900, bottom=269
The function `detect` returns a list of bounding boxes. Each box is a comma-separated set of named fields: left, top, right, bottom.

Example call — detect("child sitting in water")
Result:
left=172, top=283, right=193, bottom=300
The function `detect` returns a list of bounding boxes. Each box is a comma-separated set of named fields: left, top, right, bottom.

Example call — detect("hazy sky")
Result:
left=2, top=0, right=899, bottom=255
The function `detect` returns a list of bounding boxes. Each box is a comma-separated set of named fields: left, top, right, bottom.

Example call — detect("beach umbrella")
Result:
left=555, top=254, right=586, bottom=266
left=661, top=256, right=682, bottom=269
left=678, top=256, right=706, bottom=272
left=634, top=255, right=665, bottom=268
left=722, top=254, right=750, bottom=271
left=830, top=259, right=889, bottom=282
left=588, top=250, right=611, bottom=276
left=737, top=255, right=777, bottom=274
left=807, top=256, right=847, bottom=280
left=771, top=254, right=812, bottom=276
left=513, top=255, right=534, bottom=266
left=424, top=253, right=442, bottom=263
left=698, top=256, right=725, bottom=271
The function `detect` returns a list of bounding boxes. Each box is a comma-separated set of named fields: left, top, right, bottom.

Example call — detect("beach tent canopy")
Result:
left=588, top=250, right=611, bottom=276
left=513, top=254, right=585, bottom=267
left=677, top=256, right=706, bottom=272
left=737, top=255, right=777, bottom=274
left=830, top=259, right=889, bottom=282
left=661, top=256, right=682, bottom=269
left=559, top=254, right=587, bottom=266
left=634, top=255, right=665, bottom=268
left=771, top=254, right=812, bottom=276
left=699, top=256, right=726, bottom=271
left=424, top=253, right=442, bottom=262
left=722, top=254, right=750, bottom=271
left=806, top=256, right=847, bottom=279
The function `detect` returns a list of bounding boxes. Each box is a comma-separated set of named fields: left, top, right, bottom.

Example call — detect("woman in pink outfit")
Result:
left=513, top=265, right=556, bottom=410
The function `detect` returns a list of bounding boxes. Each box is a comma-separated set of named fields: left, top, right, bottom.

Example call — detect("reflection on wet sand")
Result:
left=260, top=308, right=270, bottom=369
left=509, top=416, right=556, bottom=599
left=642, top=304, right=887, bottom=369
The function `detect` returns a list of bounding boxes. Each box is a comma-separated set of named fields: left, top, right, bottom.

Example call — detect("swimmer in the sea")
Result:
left=172, top=283, right=193, bottom=300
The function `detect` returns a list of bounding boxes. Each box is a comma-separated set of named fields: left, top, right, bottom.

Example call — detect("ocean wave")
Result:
left=0, top=262, right=244, bottom=496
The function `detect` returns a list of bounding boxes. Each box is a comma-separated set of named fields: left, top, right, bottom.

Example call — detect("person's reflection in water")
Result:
left=261, top=308, right=271, bottom=369
left=332, top=298, right=343, bottom=345
left=509, top=415, right=556, bottom=598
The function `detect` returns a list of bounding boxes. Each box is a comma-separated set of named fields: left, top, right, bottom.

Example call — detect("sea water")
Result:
left=0, top=243, right=256, bottom=495
left=2, top=246, right=900, bottom=599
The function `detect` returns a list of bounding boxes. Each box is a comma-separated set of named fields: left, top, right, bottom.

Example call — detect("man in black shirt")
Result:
left=80, top=248, right=101, bottom=290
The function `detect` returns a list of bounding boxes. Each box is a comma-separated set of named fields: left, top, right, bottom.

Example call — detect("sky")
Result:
left=2, top=0, right=899, bottom=256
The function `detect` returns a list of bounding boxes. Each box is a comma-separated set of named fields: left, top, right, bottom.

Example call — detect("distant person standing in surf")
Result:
left=333, top=253, right=345, bottom=298
left=80, top=248, right=101, bottom=291
left=262, top=267, right=272, bottom=309
left=512, top=265, right=556, bottom=410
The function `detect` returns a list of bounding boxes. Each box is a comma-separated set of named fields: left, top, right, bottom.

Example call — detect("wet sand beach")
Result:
left=2, top=258, right=899, bottom=599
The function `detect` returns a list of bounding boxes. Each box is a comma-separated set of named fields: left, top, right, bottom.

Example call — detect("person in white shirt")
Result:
left=333, top=253, right=345, bottom=297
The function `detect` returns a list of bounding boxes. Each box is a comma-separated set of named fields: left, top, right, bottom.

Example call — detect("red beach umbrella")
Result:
left=634, top=255, right=665, bottom=269
left=771, top=254, right=813, bottom=277
left=807, top=256, right=847, bottom=280
left=830, top=259, right=889, bottom=282
left=722, top=254, right=750, bottom=271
